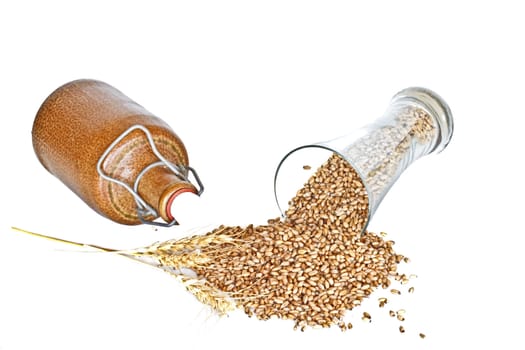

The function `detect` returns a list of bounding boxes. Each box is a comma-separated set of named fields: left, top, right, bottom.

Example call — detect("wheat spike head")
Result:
left=10, top=226, right=242, bottom=316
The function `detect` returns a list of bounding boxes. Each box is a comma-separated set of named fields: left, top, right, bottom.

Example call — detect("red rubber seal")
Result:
left=165, top=187, right=198, bottom=221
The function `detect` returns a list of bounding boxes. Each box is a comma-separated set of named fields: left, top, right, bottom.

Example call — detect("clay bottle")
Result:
left=32, top=79, right=203, bottom=226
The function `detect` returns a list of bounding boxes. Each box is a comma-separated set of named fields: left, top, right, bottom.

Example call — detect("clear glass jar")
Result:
left=274, top=87, right=453, bottom=229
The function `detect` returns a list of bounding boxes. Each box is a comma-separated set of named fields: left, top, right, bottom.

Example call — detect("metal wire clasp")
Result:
left=96, top=124, right=204, bottom=227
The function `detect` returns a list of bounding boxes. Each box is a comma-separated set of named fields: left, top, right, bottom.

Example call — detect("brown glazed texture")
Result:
left=32, top=79, right=196, bottom=225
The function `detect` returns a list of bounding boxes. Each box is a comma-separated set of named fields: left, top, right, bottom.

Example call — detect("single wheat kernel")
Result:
left=419, top=333, right=426, bottom=339
left=399, top=326, right=405, bottom=333
left=378, top=297, right=388, bottom=308
left=302, top=165, right=312, bottom=170
left=408, top=287, right=415, bottom=293
left=390, top=289, right=401, bottom=295
left=362, top=312, right=372, bottom=322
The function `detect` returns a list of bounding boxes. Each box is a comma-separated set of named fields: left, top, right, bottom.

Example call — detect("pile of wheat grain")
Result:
left=144, top=154, right=405, bottom=330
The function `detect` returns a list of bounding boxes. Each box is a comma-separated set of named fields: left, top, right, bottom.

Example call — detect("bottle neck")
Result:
left=391, top=87, right=454, bottom=154
left=137, top=165, right=198, bottom=224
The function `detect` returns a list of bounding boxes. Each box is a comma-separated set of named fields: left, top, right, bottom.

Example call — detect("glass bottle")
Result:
left=32, top=79, right=203, bottom=226
left=274, top=87, right=453, bottom=230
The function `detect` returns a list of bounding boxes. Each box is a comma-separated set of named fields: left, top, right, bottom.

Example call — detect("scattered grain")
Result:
left=378, top=297, right=388, bottom=308
left=22, top=105, right=435, bottom=335
left=135, top=153, right=414, bottom=330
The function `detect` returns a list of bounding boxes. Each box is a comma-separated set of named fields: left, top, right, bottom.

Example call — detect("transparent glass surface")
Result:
left=274, top=87, right=453, bottom=231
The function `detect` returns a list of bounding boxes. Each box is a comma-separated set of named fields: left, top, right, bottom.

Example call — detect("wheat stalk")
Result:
left=10, top=226, right=241, bottom=315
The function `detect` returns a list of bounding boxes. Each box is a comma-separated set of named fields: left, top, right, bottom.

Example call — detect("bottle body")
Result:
left=274, top=87, right=453, bottom=229
left=32, top=79, right=200, bottom=225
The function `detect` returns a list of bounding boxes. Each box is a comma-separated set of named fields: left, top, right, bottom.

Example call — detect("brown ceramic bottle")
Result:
left=32, top=79, right=203, bottom=226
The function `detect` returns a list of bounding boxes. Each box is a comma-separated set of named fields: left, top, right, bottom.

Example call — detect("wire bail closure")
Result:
left=96, top=124, right=204, bottom=227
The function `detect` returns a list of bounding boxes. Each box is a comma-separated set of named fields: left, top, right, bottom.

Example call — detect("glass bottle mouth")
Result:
left=273, top=144, right=372, bottom=232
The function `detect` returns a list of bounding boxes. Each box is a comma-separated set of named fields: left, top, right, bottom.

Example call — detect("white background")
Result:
left=0, top=1, right=523, bottom=349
